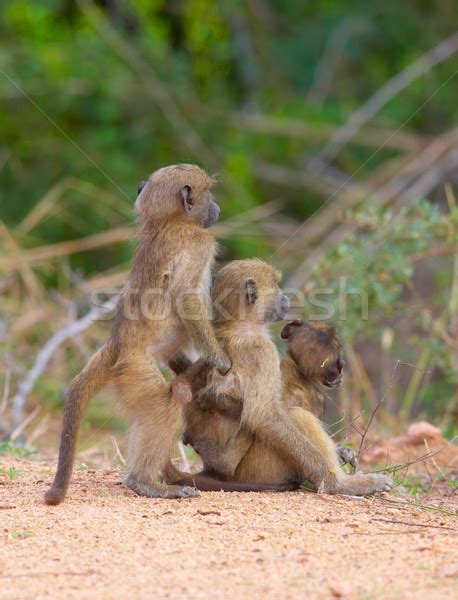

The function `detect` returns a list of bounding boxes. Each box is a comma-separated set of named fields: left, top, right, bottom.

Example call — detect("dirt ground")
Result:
left=0, top=446, right=457, bottom=600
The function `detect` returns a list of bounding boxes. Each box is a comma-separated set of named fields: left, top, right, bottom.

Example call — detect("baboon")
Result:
left=45, top=164, right=231, bottom=505
left=178, top=319, right=357, bottom=478
left=279, top=319, right=357, bottom=469
left=171, top=262, right=392, bottom=496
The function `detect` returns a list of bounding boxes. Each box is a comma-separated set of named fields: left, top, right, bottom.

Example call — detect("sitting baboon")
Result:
left=171, top=265, right=392, bottom=496
left=179, top=319, right=357, bottom=478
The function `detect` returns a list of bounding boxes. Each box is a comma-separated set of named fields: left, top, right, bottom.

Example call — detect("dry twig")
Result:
left=357, top=361, right=400, bottom=461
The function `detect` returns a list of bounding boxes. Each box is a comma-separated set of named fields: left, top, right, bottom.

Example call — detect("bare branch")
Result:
left=111, top=435, right=125, bottom=466
left=0, top=369, right=11, bottom=415
left=178, top=441, right=192, bottom=473
left=10, top=298, right=117, bottom=427
left=10, top=405, right=41, bottom=441
left=285, top=130, right=458, bottom=287
left=307, top=19, right=367, bottom=105
left=308, top=32, right=458, bottom=172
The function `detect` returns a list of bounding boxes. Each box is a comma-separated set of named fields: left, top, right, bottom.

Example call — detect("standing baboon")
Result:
left=171, top=263, right=392, bottom=496
left=45, top=164, right=231, bottom=505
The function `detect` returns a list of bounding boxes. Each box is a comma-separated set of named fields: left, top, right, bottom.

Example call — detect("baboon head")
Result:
left=212, top=259, right=290, bottom=323
left=281, top=320, right=344, bottom=388
left=136, top=164, right=219, bottom=228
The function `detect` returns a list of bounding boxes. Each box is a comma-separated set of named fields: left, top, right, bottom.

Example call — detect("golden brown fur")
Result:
left=172, top=265, right=393, bottom=496
left=45, top=164, right=231, bottom=505
left=177, top=320, right=353, bottom=479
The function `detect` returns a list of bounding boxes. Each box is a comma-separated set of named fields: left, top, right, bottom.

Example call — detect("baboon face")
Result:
left=213, top=259, right=290, bottom=323
left=135, top=164, right=219, bottom=228
left=281, top=320, right=344, bottom=387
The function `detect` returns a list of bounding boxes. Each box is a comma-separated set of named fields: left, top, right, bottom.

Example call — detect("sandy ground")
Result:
left=0, top=454, right=457, bottom=600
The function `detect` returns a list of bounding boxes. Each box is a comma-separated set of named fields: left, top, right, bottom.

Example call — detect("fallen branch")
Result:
left=376, top=496, right=457, bottom=517
left=0, top=226, right=133, bottom=271
left=10, top=298, right=117, bottom=427
left=371, top=517, right=457, bottom=531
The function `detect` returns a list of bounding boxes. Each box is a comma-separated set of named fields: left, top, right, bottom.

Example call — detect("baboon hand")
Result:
left=336, top=445, right=358, bottom=469
left=212, top=353, right=231, bottom=375
left=371, top=473, right=394, bottom=492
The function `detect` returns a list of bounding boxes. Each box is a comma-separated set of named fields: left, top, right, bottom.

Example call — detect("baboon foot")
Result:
left=333, top=473, right=393, bottom=496
left=125, top=475, right=199, bottom=499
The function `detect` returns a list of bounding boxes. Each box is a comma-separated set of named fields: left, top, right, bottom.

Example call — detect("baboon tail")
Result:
left=44, top=343, right=115, bottom=505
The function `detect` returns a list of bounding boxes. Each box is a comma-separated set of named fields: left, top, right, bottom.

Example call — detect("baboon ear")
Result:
left=245, top=278, right=258, bottom=305
left=281, top=319, right=304, bottom=340
left=137, top=180, right=147, bottom=196
left=180, top=185, right=194, bottom=215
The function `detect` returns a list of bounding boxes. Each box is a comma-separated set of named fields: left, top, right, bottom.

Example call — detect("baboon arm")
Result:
left=240, top=386, right=340, bottom=488
left=238, top=406, right=393, bottom=496
left=180, top=296, right=228, bottom=368
left=171, top=242, right=229, bottom=370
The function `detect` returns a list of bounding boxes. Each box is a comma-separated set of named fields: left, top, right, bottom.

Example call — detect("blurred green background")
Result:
left=0, top=1, right=457, bottom=447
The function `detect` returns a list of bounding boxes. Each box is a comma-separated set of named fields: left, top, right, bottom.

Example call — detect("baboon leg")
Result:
left=287, top=408, right=392, bottom=496
left=193, top=431, right=253, bottom=479
left=238, top=407, right=391, bottom=496
left=124, top=419, right=198, bottom=499
left=113, top=353, right=198, bottom=499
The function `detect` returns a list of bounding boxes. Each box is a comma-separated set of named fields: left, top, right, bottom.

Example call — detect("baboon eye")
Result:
left=245, top=278, right=258, bottom=305
left=137, top=180, right=147, bottom=196
left=336, top=358, right=345, bottom=373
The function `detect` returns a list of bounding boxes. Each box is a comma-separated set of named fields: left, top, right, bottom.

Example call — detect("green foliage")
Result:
left=308, top=200, right=458, bottom=422
left=309, top=201, right=450, bottom=335
left=1, top=0, right=457, bottom=228
left=0, top=441, right=36, bottom=458
left=0, top=465, right=21, bottom=479
left=11, top=529, right=33, bottom=539
left=390, top=473, right=429, bottom=497
left=388, top=468, right=458, bottom=497
left=0, top=1, right=457, bottom=430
